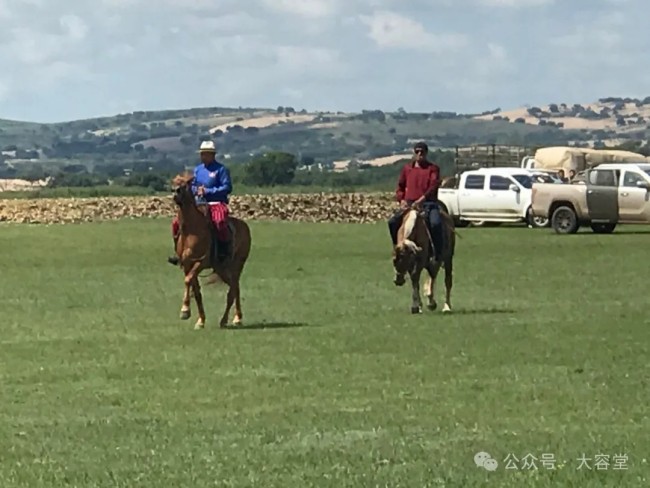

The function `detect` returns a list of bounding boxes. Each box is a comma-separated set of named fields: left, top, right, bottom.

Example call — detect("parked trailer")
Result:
left=453, top=144, right=536, bottom=174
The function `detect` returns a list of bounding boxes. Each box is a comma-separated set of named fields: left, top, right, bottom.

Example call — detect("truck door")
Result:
left=618, top=170, right=650, bottom=222
left=586, top=169, right=619, bottom=222
left=458, top=174, right=486, bottom=220
left=483, top=175, right=521, bottom=218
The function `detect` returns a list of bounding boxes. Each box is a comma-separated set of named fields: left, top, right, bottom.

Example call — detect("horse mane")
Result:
left=172, top=171, right=194, bottom=187
left=400, top=209, right=422, bottom=253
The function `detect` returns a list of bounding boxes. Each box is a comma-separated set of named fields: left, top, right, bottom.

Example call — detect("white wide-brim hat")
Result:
left=197, top=140, right=217, bottom=153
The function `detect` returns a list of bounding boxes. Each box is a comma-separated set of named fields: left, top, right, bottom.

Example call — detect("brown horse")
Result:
left=392, top=206, right=456, bottom=314
left=171, top=173, right=251, bottom=329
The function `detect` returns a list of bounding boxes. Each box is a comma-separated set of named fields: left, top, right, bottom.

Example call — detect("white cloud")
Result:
left=182, top=11, right=266, bottom=33
left=106, top=43, right=135, bottom=58
left=0, top=2, right=11, bottom=19
left=441, top=42, right=514, bottom=98
left=0, top=0, right=647, bottom=121
left=0, top=79, right=9, bottom=101
left=100, top=0, right=234, bottom=9
left=477, top=0, right=554, bottom=6
left=60, top=14, right=88, bottom=41
left=3, top=28, right=66, bottom=65
left=258, top=0, right=336, bottom=18
left=359, top=11, right=467, bottom=52
left=274, top=46, right=346, bottom=77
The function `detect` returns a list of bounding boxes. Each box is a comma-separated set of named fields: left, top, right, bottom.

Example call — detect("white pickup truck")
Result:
left=438, top=167, right=551, bottom=228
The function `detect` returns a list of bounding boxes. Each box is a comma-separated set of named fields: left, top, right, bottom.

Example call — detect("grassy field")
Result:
left=0, top=219, right=648, bottom=487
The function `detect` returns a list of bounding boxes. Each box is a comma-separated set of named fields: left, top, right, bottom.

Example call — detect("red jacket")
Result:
left=396, top=160, right=441, bottom=202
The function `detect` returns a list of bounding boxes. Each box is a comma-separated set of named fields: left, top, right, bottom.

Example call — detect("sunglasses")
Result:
left=414, top=149, right=425, bottom=154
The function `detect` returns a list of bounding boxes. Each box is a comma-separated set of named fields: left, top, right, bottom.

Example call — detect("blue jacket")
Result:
left=192, top=160, right=232, bottom=203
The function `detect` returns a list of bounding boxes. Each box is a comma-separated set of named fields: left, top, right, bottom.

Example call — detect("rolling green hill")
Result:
left=1, top=99, right=649, bottom=191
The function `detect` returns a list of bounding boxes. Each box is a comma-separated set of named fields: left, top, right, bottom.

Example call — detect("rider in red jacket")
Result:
left=388, top=141, right=444, bottom=261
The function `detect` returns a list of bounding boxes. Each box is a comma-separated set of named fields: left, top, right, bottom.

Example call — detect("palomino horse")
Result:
left=392, top=206, right=456, bottom=314
left=171, top=173, right=251, bottom=329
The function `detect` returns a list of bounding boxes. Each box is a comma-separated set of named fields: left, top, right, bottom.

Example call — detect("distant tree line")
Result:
left=0, top=148, right=457, bottom=193
left=5, top=138, right=649, bottom=195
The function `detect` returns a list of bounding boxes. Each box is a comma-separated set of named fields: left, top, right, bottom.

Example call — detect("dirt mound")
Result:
left=0, top=193, right=398, bottom=224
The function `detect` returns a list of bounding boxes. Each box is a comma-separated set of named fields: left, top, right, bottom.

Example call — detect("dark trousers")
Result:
left=388, top=201, right=444, bottom=259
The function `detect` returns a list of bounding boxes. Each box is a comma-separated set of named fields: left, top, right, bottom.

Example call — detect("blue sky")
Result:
left=0, top=0, right=647, bottom=122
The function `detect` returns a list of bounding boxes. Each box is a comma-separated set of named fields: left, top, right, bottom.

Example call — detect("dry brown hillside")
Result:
left=474, top=97, right=650, bottom=135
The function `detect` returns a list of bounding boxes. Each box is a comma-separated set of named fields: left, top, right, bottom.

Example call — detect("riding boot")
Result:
left=217, top=239, right=231, bottom=262
left=432, top=225, right=444, bottom=262
left=388, top=211, right=402, bottom=247
left=167, top=235, right=179, bottom=265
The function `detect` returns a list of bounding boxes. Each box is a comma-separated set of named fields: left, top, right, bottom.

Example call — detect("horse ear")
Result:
left=402, top=240, right=421, bottom=253
left=172, top=172, right=194, bottom=187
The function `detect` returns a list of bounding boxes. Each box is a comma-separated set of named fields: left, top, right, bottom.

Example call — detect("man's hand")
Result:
left=196, top=186, right=205, bottom=196
left=400, top=200, right=409, bottom=209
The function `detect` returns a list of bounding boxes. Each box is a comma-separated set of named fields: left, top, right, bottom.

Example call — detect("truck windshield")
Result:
left=511, top=174, right=533, bottom=189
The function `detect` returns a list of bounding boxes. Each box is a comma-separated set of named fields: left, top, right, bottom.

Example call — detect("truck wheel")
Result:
left=551, top=206, right=579, bottom=234
left=590, top=223, right=616, bottom=234
left=526, top=206, right=549, bottom=228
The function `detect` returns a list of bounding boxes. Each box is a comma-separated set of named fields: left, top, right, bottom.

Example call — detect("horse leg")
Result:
left=219, top=284, right=237, bottom=328
left=232, top=281, right=243, bottom=326
left=425, top=261, right=442, bottom=311
left=180, top=262, right=200, bottom=320
left=229, top=270, right=243, bottom=325
left=410, top=266, right=423, bottom=314
left=180, top=274, right=192, bottom=320
left=442, top=258, right=453, bottom=313
left=191, top=278, right=206, bottom=329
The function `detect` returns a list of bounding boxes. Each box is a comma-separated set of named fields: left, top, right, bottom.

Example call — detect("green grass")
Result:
left=0, top=220, right=648, bottom=487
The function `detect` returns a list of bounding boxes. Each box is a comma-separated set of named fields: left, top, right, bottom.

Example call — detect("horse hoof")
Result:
left=442, top=304, right=452, bottom=313
left=233, top=317, right=242, bottom=326
left=394, top=277, right=405, bottom=286
left=219, top=321, right=228, bottom=329
left=427, top=302, right=437, bottom=311
left=180, top=309, right=190, bottom=320
left=411, top=306, right=422, bottom=314
left=194, top=320, right=205, bottom=329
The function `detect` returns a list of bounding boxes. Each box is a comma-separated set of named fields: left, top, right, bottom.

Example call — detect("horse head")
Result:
left=392, top=208, right=426, bottom=278
left=171, top=173, right=195, bottom=206
left=392, top=238, right=422, bottom=276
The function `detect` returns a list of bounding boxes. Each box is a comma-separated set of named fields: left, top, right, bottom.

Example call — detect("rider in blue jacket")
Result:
left=168, top=141, right=233, bottom=265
